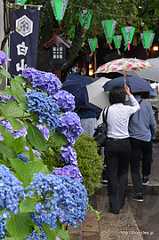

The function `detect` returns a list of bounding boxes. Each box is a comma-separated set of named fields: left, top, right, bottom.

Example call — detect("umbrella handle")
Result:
left=124, top=72, right=127, bottom=84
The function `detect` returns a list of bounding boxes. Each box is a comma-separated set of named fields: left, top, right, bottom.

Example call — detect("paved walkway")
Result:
left=70, top=142, right=159, bottom=240
left=70, top=197, right=143, bottom=240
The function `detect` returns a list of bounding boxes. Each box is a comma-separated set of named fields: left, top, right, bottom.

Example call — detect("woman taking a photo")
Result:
left=105, top=84, right=140, bottom=214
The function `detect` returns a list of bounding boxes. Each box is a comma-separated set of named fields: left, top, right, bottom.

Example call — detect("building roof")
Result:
left=44, top=33, right=71, bottom=49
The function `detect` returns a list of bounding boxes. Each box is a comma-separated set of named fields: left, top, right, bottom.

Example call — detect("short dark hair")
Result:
left=109, top=87, right=126, bottom=104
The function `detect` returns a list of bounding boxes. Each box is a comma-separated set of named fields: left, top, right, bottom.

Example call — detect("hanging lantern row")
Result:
left=14, top=1, right=156, bottom=54
left=88, top=19, right=155, bottom=54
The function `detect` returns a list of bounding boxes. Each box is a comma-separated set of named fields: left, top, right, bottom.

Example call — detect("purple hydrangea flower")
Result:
left=12, top=127, right=27, bottom=139
left=24, top=146, right=29, bottom=151
left=26, top=91, right=60, bottom=130
left=0, top=120, right=27, bottom=139
left=0, top=51, right=7, bottom=65
left=0, top=95, right=15, bottom=103
left=0, top=211, right=10, bottom=239
left=22, top=68, right=62, bottom=95
left=53, top=90, right=75, bottom=112
left=58, top=112, right=83, bottom=144
left=0, top=134, right=4, bottom=142
left=60, top=145, right=77, bottom=165
left=36, top=124, right=49, bottom=140
left=53, top=165, right=83, bottom=181
left=29, top=173, right=88, bottom=228
left=0, top=120, right=13, bottom=133
left=0, top=165, right=25, bottom=214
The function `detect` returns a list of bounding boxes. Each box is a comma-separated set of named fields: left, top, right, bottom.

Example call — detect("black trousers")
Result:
left=130, top=138, right=153, bottom=194
left=106, top=138, right=131, bottom=212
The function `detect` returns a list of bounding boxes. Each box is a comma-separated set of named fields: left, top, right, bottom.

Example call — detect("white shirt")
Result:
left=97, top=95, right=140, bottom=139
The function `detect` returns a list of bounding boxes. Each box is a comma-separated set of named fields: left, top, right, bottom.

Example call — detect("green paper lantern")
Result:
left=113, top=35, right=122, bottom=49
left=79, top=9, right=93, bottom=30
left=50, top=0, right=68, bottom=23
left=121, top=26, right=135, bottom=50
left=141, top=31, right=155, bottom=49
left=113, top=35, right=122, bottom=55
left=88, top=37, right=98, bottom=52
left=102, top=19, right=116, bottom=45
left=16, top=0, right=27, bottom=4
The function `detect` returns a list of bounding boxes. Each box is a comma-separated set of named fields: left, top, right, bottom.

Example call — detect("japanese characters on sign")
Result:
left=9, top=8, right=40, bottom=75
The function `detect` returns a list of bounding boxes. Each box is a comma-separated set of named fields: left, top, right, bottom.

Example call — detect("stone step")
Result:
left=101, top=181, right=159, bottom=195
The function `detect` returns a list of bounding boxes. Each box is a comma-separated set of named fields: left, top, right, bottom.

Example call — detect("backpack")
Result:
left=93, top=107, right=109, bottom=147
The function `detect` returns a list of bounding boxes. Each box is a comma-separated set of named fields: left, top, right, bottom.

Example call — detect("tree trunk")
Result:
left=61, top=25, right=86, bottom=72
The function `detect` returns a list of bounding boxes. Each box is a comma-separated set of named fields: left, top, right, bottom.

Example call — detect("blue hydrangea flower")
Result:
left=0, top=165, right=25, bottom=214
left=0, top=211, right=10, bottom=239
left=26, top=91, right=60, bottom=130
left=0, top=51, right=7, bottom=65
left=26, top=230, right=47, bottom=240
left=58, top=112, right=83, bottom=144
left=29, top=173, right=88, bottom=228
left=53, top=165, right=82, bottom=181
left=37, top=124, right=49, bottom=140
left=60, top=145, right=77, bottom=165
left=22, top=68, right=62, bottom=95
left=53, top=90, right=75, bottom=112
left=17, top=153, right=29, bottom=163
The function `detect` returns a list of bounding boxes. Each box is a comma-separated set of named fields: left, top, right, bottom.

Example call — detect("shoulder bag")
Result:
left=93, top=107, right=109, bottom=147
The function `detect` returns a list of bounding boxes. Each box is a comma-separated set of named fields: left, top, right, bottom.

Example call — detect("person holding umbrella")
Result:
left=104, top=84, right=140, bottom=214
left=129, top=93, right=157, bottom=202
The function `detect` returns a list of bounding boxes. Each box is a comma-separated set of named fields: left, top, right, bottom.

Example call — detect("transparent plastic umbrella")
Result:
left=86, top=77, right=110, bottom=109
left=137, top=58, right=159, bottom=82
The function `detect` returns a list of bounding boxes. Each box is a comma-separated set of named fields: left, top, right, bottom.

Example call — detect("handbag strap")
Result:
left=102, top=107, right=109, bottom=123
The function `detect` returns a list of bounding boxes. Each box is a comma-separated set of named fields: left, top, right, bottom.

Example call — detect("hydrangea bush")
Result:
left=0, top=51, right=88, bottom=239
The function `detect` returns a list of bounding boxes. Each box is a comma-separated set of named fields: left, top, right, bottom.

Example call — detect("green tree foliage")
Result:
left=27, top=0, right=159, bottom=69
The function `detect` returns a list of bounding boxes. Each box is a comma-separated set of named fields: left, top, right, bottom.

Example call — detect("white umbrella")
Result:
left=138, top=58, right=159, bottom=82
left=87, top=77, right=110, bottom=109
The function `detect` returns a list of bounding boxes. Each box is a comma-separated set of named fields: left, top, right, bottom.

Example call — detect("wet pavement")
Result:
left=69, top=142, right=159, bottom=240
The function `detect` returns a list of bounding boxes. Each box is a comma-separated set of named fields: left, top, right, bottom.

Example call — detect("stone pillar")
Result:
left=0, top=0, right=4, bottom=49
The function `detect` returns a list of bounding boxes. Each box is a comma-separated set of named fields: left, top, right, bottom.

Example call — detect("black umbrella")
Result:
left=103, top=75, right=155, bottom=96
left=62, top=73, right=94, bottom=108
